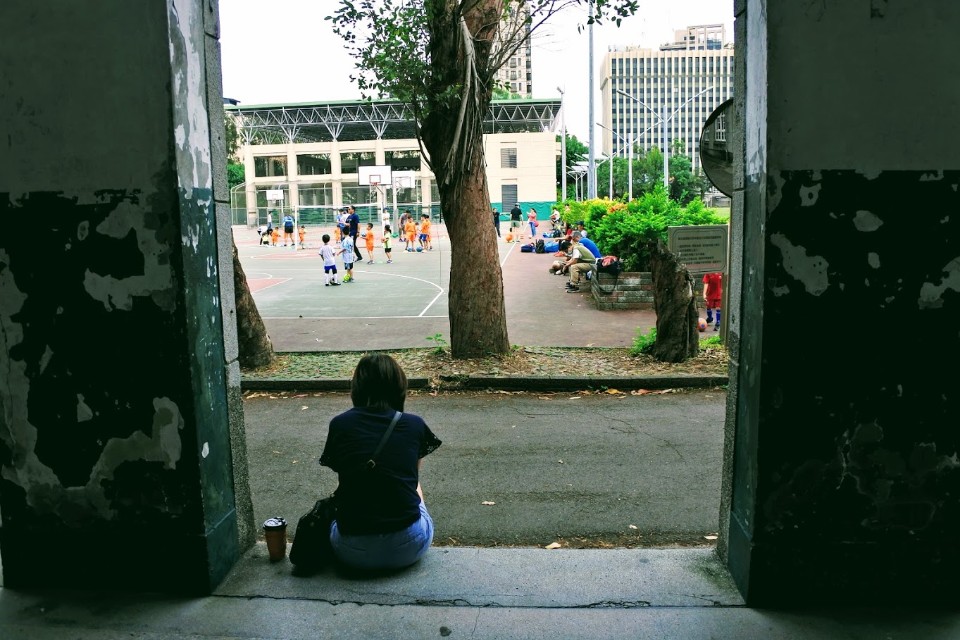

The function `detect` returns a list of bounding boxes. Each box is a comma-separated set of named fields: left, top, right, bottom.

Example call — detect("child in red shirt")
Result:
left=702, top=272, right=722, bottom=330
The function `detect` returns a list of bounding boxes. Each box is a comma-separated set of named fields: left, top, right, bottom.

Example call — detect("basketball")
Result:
left=416, top=246, right=423, bottom=252
left=697, top=318, right=707, bottom=332
left=506, top=233, right=513, bottom=242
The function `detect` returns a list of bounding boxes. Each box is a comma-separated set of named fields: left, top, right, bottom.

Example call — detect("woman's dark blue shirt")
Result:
left=320, top=408, right=441, bottom=535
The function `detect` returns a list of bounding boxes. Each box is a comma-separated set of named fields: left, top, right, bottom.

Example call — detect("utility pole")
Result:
left=586, top=2, right=596, bottom=199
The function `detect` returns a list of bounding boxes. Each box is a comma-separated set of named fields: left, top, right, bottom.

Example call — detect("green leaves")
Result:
left=576, top=186, right=727, bottom=272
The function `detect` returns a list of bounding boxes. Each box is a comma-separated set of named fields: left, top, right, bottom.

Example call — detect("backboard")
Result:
left=358, top=164, right=393, bottom=186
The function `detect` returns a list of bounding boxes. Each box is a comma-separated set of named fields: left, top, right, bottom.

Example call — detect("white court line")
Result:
left=264, top=315, right=446, bottom=320
left=420, top=288, right=445, bottom=317
left=249, top=278, right=290, bottom=293
left=245, top=272, right=273, bottom=280
left=348, top=270, right=446, bottom=317
left=500, top=241, right=519, bottom=267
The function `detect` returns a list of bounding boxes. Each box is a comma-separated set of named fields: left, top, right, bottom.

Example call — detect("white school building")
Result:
left=226, top=98, right=561, bottom=228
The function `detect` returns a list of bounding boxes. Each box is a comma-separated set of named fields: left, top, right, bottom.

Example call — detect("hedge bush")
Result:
left=559, top=186, right=726, bottom=272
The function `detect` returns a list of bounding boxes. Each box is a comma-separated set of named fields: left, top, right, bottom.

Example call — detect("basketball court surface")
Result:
left=234, top=224, right=656, bottom=352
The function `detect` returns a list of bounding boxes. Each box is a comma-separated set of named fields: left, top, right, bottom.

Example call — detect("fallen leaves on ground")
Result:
left=241, top=346, right=729, bottom=386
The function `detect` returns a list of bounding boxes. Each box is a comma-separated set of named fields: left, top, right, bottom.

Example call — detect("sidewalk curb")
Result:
left=240, top=375, right=728, bottom=393
left=240, top=377, right=433, bottom=392
left=463, top=375, right=728, bottom=391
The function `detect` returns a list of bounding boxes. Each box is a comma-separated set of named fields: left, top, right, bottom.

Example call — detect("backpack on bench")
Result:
left=597, top=255, right=623, bottom=276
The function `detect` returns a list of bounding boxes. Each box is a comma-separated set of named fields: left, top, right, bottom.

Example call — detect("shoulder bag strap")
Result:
left=365, top=411, right=402, bottom=470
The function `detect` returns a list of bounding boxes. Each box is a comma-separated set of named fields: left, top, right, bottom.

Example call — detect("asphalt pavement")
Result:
left=244, top=389, right=726, bottom=546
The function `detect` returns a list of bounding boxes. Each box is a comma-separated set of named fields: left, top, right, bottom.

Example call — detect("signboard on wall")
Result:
left=667, top=224, right=728, bottom=273
left=266, top=189, right=284, bottom=201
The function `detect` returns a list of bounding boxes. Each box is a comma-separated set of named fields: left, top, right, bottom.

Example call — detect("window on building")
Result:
left=296, top=153, right=332, bottom=176
left=341, top=181, right=379, bottom=221
left=501, top=184, right=518, bottom=208
left=340, top=151, right=376, bottom=174
left=500, top=147, right=518, bottom=169
left=385, top=149, right=421, bottom=171
left=298, top=183, right=334, bottom=208
left=510, top=70, right=517, bottom=80
left=254, top=155, right=287, bottom=178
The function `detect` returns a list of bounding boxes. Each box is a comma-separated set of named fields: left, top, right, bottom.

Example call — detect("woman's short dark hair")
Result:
left=350, top=354, right=407, bottom=411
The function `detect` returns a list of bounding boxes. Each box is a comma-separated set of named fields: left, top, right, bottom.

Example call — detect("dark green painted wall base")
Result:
left=1, top=509, right=238, bottom=595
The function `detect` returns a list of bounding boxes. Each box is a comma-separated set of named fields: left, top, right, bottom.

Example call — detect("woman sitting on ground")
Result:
left=319, top=354, right=442, bottom=571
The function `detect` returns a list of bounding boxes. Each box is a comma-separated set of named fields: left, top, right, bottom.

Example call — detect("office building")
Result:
left=601, top=24, right=734, bottom=173
left=493, top=3, right=533, bottom=97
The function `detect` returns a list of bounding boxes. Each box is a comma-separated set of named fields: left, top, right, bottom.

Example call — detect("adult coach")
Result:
left=347, top=205, right=362, bottom=261
left=509, top=202, right=523, bottom=242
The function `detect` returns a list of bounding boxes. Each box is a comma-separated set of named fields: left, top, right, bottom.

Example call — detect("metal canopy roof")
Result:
left=226, top=98, right=560, bottom=145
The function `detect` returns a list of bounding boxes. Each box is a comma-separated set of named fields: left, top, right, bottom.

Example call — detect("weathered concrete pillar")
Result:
left=0, top=0, right=252, bottom=593
left=722, top=0, right=960, bottom=605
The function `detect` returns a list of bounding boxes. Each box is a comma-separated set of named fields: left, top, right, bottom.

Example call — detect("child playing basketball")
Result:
left=298, top=225, right=306, bottom=249
left=403, top=216, right=417, bottom=252
left=365, top=222, right=375, bottom=264
left=270, top=227, right=280, bottom=246
left=318, top=234, right=340, bottom=286
left=419, top=214, right=432, bottom=251
left=339, top=233, right=355, bottom=283
left=383, top=225, right=393, bottom=263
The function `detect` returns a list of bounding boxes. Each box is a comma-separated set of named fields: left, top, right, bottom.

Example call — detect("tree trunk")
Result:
left=649, top=242, right=699, bottom=363
left=232, top=241, right=275, bottom=368
left=438, top=153, right=511, bottom=358
left=421, top=0, right=510, bottom=358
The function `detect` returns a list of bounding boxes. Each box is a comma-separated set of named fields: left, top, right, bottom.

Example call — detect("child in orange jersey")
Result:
left=403, top=216, right=417, bottom=252
left=365, top=222, right=376, bottom=264
left=419, top=214, right=432, bottom=251
left=270, top=227, right=280, bottom=246
left=333, top=224, right=342, bottom=245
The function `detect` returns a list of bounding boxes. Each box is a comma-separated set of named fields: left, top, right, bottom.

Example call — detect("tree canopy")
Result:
left=327, top=0, right=638, bottom=357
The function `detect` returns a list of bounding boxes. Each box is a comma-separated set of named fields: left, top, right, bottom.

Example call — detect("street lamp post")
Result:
left=586, top=1, right=596, bottom=199
left=615, top=86, right=715, bottom=193
left=558, top=86, right=566, bottom=203
left=596, top=122, right=624, bottom=199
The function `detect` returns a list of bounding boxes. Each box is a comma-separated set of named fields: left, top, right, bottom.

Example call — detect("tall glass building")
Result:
left=601, top=25, right=734, bottom=173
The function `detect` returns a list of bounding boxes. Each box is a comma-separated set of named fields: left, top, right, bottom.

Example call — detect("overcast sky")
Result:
left=219, top=1, right=734, bottom=142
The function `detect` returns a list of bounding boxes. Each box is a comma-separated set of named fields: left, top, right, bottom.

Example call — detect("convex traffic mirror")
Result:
left=699, top=98, right=734, bottom=197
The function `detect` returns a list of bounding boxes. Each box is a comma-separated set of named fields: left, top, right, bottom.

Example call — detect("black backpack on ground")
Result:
left=535, top=239, right=545, bottom=253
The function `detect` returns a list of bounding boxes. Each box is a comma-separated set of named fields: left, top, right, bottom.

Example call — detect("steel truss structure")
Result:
left=226, top=99, right=560, bottom=145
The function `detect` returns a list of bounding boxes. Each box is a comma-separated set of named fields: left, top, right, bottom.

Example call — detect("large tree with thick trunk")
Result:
left=330, top=0, right=636, bottom=357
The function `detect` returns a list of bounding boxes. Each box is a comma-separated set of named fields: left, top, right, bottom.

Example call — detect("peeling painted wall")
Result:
left=725, top=0, right=960, bottom=605
left=0, top=0, right=241, bottom=593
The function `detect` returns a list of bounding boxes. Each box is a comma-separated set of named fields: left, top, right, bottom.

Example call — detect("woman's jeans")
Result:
left=330, top=502, right=434, bottom=570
